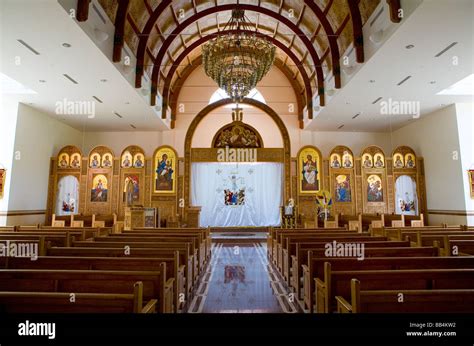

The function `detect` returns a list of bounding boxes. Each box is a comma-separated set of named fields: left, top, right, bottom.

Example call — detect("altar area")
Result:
left=191, top=162, right=283, bottom=227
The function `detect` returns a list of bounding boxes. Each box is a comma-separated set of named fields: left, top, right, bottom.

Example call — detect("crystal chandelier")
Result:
left=202, top=9, right=276, bottom=102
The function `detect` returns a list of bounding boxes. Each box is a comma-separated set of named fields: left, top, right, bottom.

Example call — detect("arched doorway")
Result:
left=184, top=98, right=291, bottom=226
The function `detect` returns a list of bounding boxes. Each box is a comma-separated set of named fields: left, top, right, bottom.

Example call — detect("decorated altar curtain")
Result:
left=191, top=162, right=283, bottom=227
left=395, top=175, right=418, bottom=215
left=55, top=175, right=80, bottom=215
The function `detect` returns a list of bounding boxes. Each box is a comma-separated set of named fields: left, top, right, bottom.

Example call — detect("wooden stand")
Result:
left=186, top=206, right=201, bottom=228
left=124, top=207, right=157, bottom=230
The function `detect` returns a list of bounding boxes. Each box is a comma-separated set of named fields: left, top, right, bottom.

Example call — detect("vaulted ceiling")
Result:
left=77, top=0, right=398, bottom=128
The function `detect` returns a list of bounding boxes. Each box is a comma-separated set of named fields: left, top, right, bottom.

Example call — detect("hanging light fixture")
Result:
left=202, top=8, right=276, bottom=102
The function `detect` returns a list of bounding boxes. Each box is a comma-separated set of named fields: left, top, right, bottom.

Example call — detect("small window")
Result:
left=209, top=88, right=266, bottom=108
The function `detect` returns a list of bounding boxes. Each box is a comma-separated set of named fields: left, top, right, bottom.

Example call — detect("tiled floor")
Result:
left=187, top=242, right=299, bottom=313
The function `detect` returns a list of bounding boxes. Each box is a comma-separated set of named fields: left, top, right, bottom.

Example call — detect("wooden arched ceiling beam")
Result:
left=347, top=0, right=364, bottom=63
left=387, top=0, right=402, bottom=23
left=113, top=0, right=130, bottom=63
left=135, top=3, right=325, bottom=117
left=135, top=0, right=173, bottom=88
left=76, top=0, right=90, bottom=22
left=303, top=0, right=341, bottom=89
left=159, top=30, right=313, bottom=119
left=167, top=56, right=306, bottom=130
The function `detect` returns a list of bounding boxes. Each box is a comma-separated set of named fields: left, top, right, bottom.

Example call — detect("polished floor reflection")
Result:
left=188, top=242, right=298, bottom=313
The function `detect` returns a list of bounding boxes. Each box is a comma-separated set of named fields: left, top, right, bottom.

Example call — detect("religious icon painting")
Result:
left=101, top=153, right=113, bottom=168
left=404, top=153, right=416, bottom=169
left=362, top=153, right=373, bottom=168
left=367, top=174, right=383, bottom=202
left=123, top=174, right=139, bottom=206
left=373, top=153, right=385, bottom=168
left=58, top=153, right=70, bottom=168
left=469, top=170, right=474, bottom=199
left=153, top=146, right=177, bottom=194
left=335, top=174, right=351, bottom=202
left=89, top=153, right=101, bottom=168
left=70, top=154, right=81, bottom=168
left=298, top=146, right=321, bottom=194
left=393, top=154, right=404, bottom=168
left=342, top=151, right=353, bottom=168
left=133, top=153, right=145, bottom=168
left=330, top=153, right=341, bottom=168
left=90, top=174, right=108, bottom=202
left=0, top=169, right=5, bottom=199
left=121, top=151, right=132, bottom=168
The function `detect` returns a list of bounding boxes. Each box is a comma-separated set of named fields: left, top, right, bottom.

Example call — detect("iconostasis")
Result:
left=46, top=144, right=181, bottom=224
left=294, top=145, right=426, bottom=222
left=47, top=143, right=426, bottom=225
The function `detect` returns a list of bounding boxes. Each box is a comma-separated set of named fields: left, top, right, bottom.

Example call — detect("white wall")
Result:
left=456, top=103, right=474, bottom=225
left=0, top=97, right=19, bottom=225
left=392, top=104, right=469, bottom=225
left=7, top=104, right=84, bottom=225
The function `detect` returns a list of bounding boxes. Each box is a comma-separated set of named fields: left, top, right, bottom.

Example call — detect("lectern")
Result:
left=124, top=207, right=157, bottom=230
left=186, top=206, right=201, bottom=228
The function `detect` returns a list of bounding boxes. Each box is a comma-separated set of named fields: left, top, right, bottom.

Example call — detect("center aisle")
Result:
left=187, top=241, right=299, bottom=313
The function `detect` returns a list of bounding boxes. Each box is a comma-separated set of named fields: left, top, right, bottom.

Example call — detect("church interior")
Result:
left=0, top=0, right=474, bottom=341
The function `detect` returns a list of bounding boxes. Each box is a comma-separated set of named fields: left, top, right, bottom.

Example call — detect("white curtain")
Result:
left=55, top=175, right=80, bottom=215
left=191, top=162, right=283, bottom=227
left=395, top=175, right=418, bottom=215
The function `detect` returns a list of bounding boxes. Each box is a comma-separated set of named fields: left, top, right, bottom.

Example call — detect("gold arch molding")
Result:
left=184, top=98, right=291, bottom=208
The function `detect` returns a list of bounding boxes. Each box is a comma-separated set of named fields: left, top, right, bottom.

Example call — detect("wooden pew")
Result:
left=268, top=228, right=349, bottom=262
left=0, top=267, right=173, bottom=313
left=0, top=254, right=185, bottom=313
left=303, top=247, right=439, bottom=312
left=17, top=226, right=109, bottom=239
left=0, top=284, right=156, bottom=313
left=106, top=231, right=210, bottom=267
left=302, top=256, right=474, bottom=312
left=290, top=240, right=411, bottom=297
left=338, top=214, right=363, bottom=233
left=449, top=240, right=474, bottom=256
left=317, top=263, right=474, bottom=313
left=337, top=279, right=474, bottom=313
left=72, top=239, right=200, bottom=283
left=46, top=246, right=193, bottom=297
left=271, top=229, right=357, bottom=268
left=278, top=234, right=387, bottom=274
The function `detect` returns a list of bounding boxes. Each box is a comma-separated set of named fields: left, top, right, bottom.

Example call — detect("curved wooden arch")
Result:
left=58, top=145, right=83, bottom=157
left=135, top=4, right=325, bottom=114
left=347, top=0, right=364, bottom=63
left=113, top=0, right=130, bottom=62
left=121, top=145, right=146, bottom=157
left=360, top=145, right=386, bottom=158
left=88, top=145, right=115, bottom=159
left=167, top=56, right=306, bottom=129
left=303, top=0, right=341, bottom=89
left=391, top=145, right=416, bottom=158
left=184, top=98, right=291, bottom=207
left=159, top=29, right=314, bottom=116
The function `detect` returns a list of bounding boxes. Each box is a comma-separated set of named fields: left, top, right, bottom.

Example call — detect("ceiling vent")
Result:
left=435, top=42, right=458, bottom=57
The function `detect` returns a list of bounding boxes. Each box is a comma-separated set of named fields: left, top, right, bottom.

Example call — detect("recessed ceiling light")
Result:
left=369, top=80, right=375, bottom=83
left=39, top=80, right=46, bottom=83
left=125, top=101, right=130, bottom=104
left=100, top=79, right=107, bottom=82
left=430, top=81, right=436, bottom=84
left=405, top=44, right=415, bottom=49
left=62, top=43, right=71, bottom=48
